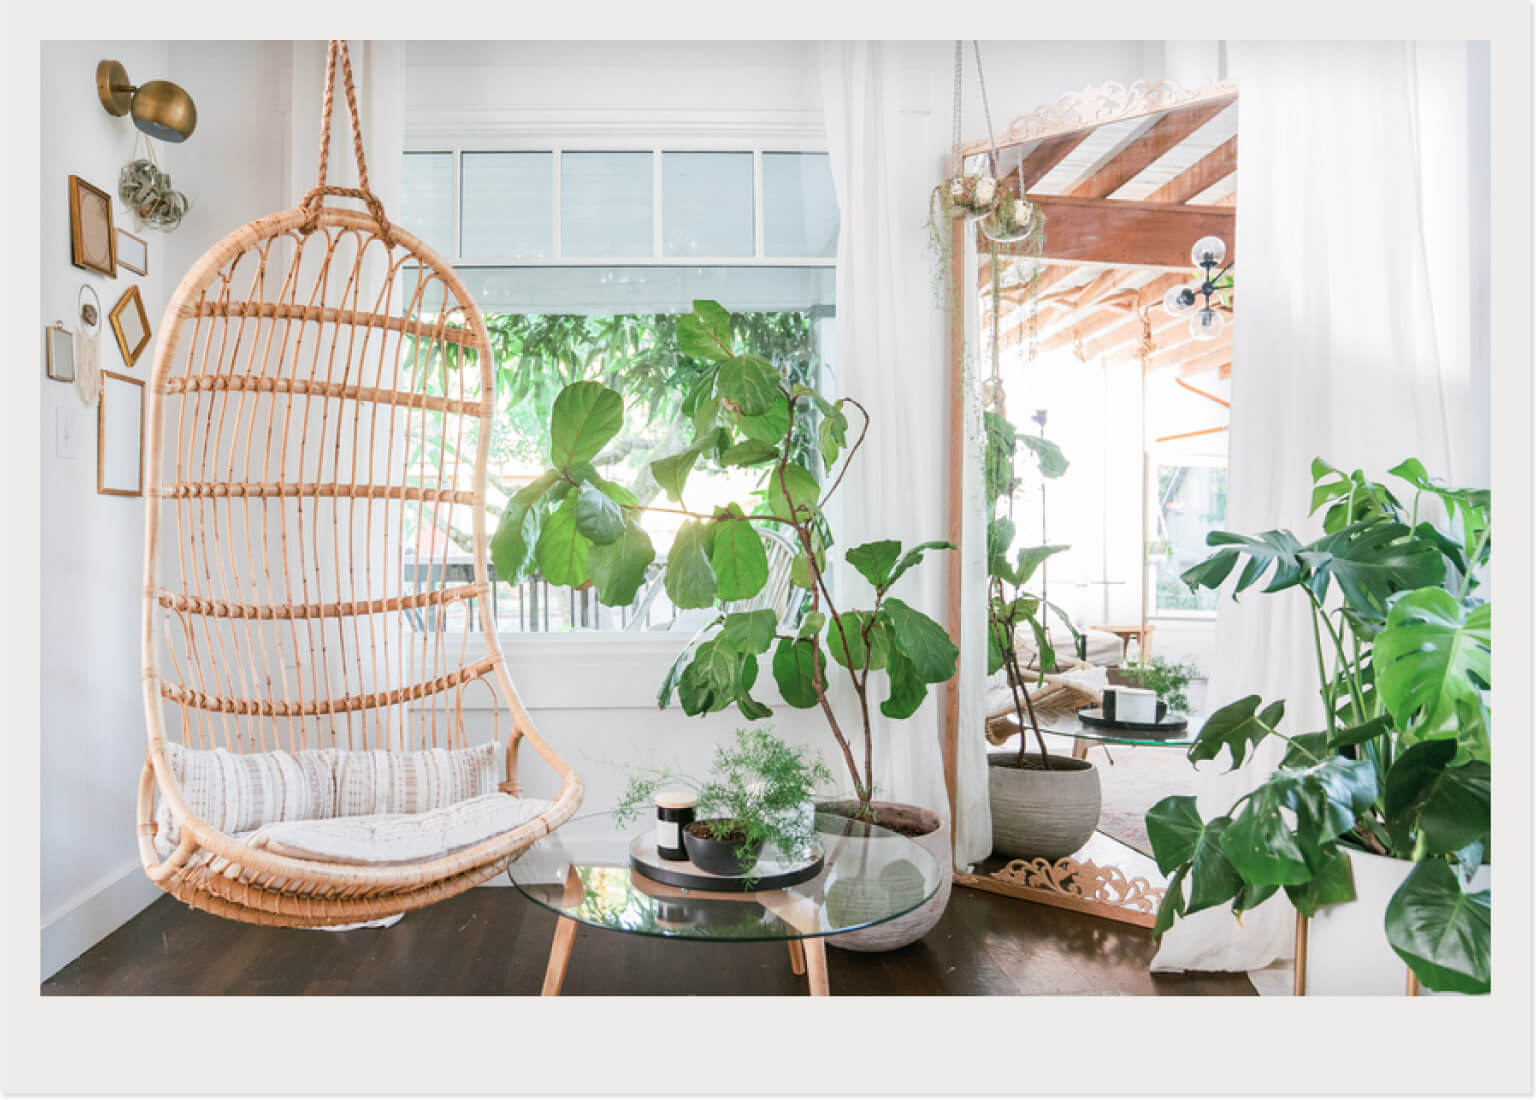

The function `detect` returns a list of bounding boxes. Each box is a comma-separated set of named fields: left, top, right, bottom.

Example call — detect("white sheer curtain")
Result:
left=1153, top=40, right=1488, bottom=974
left=819, top=43, right=989, bottom=857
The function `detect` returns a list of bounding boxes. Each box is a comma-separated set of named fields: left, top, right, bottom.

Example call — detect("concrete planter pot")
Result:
left=1302, top=848, right=1492, bottom=995
left=817, top=800, right=952, bottom=953
left=987, top=751, right=1101, bottom=861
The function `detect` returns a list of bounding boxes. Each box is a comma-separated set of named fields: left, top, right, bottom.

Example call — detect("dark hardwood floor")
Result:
left=42, top=885, right=1254, bottom=996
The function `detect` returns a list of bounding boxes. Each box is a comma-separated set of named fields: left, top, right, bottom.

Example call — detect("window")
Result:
left=397, top=147, right=839, bottom=636
left=1149, top=458, right=1228, bottom=615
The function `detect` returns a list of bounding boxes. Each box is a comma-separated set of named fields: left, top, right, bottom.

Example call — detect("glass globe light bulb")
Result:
left=1162, top=285, right=1198, bottom=317
left=1191, top=235, right=1227, bottom=269
left=1190, top=308, right=1225, bottom=342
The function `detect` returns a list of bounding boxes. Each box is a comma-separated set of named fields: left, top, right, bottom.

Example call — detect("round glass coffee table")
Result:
left=509, top=809, right=942, bottom=996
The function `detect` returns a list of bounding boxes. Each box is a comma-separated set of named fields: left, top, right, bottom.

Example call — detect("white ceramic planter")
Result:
left=987, top=752, right=1101, bottom=861
left=1302, top=849, right=1491, bottom=995
left=819, top=801, right=952, bottom=953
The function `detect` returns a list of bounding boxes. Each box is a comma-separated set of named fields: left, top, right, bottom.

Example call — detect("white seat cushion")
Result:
left=244, top=793, right=553, bottom=867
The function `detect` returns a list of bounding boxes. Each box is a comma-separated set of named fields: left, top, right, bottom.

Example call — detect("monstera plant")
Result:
left=1146, top=458, right=1491, bottom=993
left=491, top=300, right=957, bottom=822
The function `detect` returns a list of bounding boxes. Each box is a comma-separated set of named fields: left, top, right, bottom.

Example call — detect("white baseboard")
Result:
left=40, top=860, right=161, bottom=981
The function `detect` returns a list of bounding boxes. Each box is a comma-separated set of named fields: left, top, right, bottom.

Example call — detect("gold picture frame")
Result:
left=116, top=228, right=148, bottom=275
left=45, top=322, right=75, bottom=382
left=69, top=175, right=116, bottom=277
left=98, top=371, right=145, bottom=497
left=109, top=285, right=151, bottom=367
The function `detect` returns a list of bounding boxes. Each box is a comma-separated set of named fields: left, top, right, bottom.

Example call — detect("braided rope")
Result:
left=298, top=40, right=395, bottom=246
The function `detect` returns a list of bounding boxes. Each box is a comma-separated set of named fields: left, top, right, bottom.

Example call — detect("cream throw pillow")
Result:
left=332, top=743, right=499, bottom=817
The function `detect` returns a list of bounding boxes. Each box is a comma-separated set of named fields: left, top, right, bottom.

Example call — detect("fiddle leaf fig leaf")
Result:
left=1012, top=544, right=1068, bottom=588
left=738, top=400, right=790, bottom=447
left=818, top=402, right=849, bottom=467
left=1385, top=859, right=1491, bottom=994
left=1374, top=589, right=1490, bottom=737
left=677, top=299, right=734, bottom=363
left=664, top=521, right=717, bottom=609
left=720, top=440, right=779, bottom=467
left=572, top=482, right=625, bottom=546
left=846, top=540, right=902, bottom=591
left=534, top=493, right=591, bottom=588
left=827, top=611, right=889, bottom=671
left=549, top=381, right=624, bottom=470
left=586, top=515, right=655, bottom=607
left=677, top=638, right=738, bottom=715
left=722, top=609, right=777, bottom=655
left=886, top=540, right=955, bottom=594
left=716, top=354, right=781, bottom=417
left=1187, top=695, right=1285, bottom=770
left=883, top=598, right=958, bottom=684
left=710, top=513, right=769, bottom=601
left=768, top=463, right=821, bottom=523
left=772, top=637, right=824, bottom=709
left=650, top=445, right=704, bottom=504
left=881, top=648, right=929, bottom=719
left=1018, top=434, right=1068, bottom=479
left=491, top=471, right=560, bottom=584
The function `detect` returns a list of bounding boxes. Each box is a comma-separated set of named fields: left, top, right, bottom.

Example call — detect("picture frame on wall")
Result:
left=98, top=371, right=145, bottom=496
left=68, top=175, right=116, bottom=277
left=115, top=228, right=148, bottom=276
left=45, top=322, right=75, bottom=383
left=109, top=285, right=151, bottom=367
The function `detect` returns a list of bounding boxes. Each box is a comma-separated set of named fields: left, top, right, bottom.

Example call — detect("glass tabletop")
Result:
left=508, top=809, right=942, bottom=942
left=991, top=708, right=1198, bottom=749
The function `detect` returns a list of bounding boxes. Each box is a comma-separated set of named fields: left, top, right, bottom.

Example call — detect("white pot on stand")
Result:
left=1301, top=848, right=1491, bottom=995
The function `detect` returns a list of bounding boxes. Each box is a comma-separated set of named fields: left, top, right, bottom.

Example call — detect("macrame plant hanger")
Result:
left=134, top=39, right=582, bottom=927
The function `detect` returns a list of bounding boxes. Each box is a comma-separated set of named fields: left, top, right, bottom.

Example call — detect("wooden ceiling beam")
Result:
left=1000, top=194, right=1236, bottom=269
left=1145, top=136, right=1239, bottom=204
left=1087, top=309, right=1190, bottom=363
left=1065, top=99, right=1233, bottom=199
left=1175, top=344, right=1235, bottom=378
left=1002, top=131, right=1093, bottom=193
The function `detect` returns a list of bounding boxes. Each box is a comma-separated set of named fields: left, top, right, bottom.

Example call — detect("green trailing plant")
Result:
left=1145, top=458, right=1491, bottom=993
left=983, top=410, right=1077, bottom=768
left=492, top=300, right=959, bottom=820
left=1120, top=654, right=1202, bottom=716
left=614, top=728, right=834, bottom=877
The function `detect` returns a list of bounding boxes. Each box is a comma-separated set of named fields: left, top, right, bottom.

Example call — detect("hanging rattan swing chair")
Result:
left=136, top=40, right=582, bottom=927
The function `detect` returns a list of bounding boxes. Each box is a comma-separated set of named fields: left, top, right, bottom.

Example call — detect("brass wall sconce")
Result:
left=96, top=60, right=197, bottom=143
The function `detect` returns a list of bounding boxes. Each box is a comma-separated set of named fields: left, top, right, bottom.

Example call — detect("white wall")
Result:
left=39, top=40, right=291, bottom=979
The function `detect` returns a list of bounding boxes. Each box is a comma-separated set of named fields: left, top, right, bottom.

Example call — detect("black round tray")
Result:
left=628, top=833, right=824, bottom=893
left=1077, top=705, right=1189, bottom=738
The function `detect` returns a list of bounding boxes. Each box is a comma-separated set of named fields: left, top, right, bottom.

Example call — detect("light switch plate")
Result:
left=55, top=407, right=77, bottom=460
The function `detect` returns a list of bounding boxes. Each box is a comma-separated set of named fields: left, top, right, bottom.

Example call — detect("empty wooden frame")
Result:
left=109, top=285, right=151, bottom=366
left=69, top=175, right=117, bottom=277
left=98, top=370, right=144, bottom=496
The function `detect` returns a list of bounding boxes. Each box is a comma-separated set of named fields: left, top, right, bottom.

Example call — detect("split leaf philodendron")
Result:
left=492, top=300, right=958, bottom=818
left=1146, top=458, right=1491, bottom=994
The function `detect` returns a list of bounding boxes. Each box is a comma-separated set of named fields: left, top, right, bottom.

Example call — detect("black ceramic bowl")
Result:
left=682, top=821, right=764, bottom=876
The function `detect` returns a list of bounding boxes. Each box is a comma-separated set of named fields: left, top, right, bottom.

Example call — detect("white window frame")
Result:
left=1147, top=449, right=1228, bottom=622
left=402, top=125, right=836, bottom=703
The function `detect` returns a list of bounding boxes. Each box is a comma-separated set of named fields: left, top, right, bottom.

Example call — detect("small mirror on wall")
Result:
left=116, top=228, right=148, bottom=275
left=45, top=323, right=75, bottom=382
left=98, top=370, right=144, bottom=496
left=109, top=285, right=151, bottom=367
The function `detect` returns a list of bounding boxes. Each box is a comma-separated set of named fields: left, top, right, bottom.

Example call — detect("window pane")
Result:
left=398, top=153, right=454, bottom=258
left=461, top=152, right=552, bottom=258
left=441, top=265, right=835, bottom=316
left=663, top=152, right=754, bottom=257
left=1152, top=464, right=1227, bottom=613
left=762, top=152, right=838, bottom=257
left=561, top=152, right=653, bottom=258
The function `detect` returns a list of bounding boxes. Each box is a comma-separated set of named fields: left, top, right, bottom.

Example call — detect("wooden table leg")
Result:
left=540, top=915, right=578, bottom=996
left=803, top=937, right=829, bottom=997
left=1072, top=738, right=1090, bottom=760
left=787, top=938, right=806, bottom=976
left=540, top=866, right=584, bottom=996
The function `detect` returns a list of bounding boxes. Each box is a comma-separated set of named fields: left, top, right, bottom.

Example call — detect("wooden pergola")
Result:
left=943, top=80, right=1239, bottom=833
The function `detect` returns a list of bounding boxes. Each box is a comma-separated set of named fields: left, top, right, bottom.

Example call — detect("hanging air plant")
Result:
left=979, top=186, right=1036, bottom=244
left=117, top=137, right=190, bottom=232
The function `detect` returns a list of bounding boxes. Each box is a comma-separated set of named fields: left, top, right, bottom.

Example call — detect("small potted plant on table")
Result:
left=1146, top=458, right=1491, bottom=994
left=615, top=728, right=832, bottom=879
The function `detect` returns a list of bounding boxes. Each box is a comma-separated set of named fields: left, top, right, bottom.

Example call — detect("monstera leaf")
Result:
left=1374, top=588, right=1490, bottom=739
left=1187, top=695, right=1285, bottom=769
left=1385, top=858, right=1491, bottom=994
left=1299, top=520, right=1445, bottom=619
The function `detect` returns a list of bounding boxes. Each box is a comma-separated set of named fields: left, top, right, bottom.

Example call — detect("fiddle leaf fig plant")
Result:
left=983, top=410, right=1077, bottom=767
left=1146, top=458, right=1491, bottom=993
left=493, top=300, right=958, bottom=819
